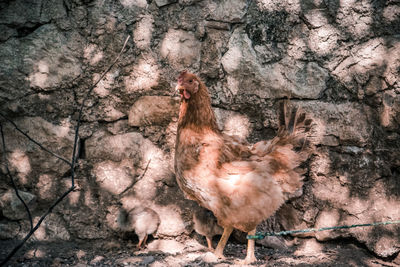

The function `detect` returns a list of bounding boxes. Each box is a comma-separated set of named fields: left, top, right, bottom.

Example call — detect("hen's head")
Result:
left=176, top=70, right=200, bottom=101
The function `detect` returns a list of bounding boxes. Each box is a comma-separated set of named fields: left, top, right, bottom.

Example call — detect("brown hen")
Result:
left=174, top=70, right=311, bottom=264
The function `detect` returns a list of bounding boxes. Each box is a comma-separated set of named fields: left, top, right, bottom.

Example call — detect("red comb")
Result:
left=178, top=70, right=188, bottom=80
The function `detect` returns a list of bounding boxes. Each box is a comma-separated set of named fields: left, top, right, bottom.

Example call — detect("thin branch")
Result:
left=0, top=35, right=131, bottom=266
left=120, top=157, right=152, bottom=196
left=0, top=113, right=72, bottom=167
left=0, top=186, right=75, bottom=266
left=0, top=123, right=33, bottom=231
left=71, top=36, right=131, bottom=184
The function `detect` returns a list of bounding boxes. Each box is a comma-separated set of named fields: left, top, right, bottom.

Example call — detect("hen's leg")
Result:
left=137, top=238, right=143, bottom=248
left=214, top=226, right=233, bottom=259
left=137, top=234, right=147, bottom=249
left=142, top=234, right=148, bottom=247
left=243, top=228, right=257, bottom=264
left=206, top=236, right=214, bottom=250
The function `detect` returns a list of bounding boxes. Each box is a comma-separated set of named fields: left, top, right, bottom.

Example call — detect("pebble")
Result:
left=141, top=256, right=155, bottom=265
left=90, top=255, right=104, bottom=264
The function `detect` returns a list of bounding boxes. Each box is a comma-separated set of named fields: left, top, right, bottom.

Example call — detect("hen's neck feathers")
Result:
left=178, top=81, right=219, bottom=133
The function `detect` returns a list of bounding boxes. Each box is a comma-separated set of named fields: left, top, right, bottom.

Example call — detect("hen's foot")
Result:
left=214, top=226, right=233, bottom=260
left=234, top=256, right=257, bottom=265
left=243, top=254, right=257, bottom=264
left=213, top=250, right=225, bottom=260
left=206, top=237, right=214, bottom=252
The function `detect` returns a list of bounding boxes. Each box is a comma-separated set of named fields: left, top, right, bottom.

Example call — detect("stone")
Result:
left=214, top=108, right=251, bottom=140
left=0, top=189, right=36, bottom=220
left=179, top=0, right=203, bottom=5
left=155, top=0, right=177, bottom=7
left=133, top=15, right=154, bottom=50
left=204, top=21, right=230, bottom=31
left=364, top=76, right=383, bottom=96
left=105, top=205, right=122, bottom=231
left=90, top=256, right=104, bottom=264
left=85, top=129, right=191, bottom=237
left=92, top=160, right=135, bottom=195
left=160, top=29, right=201, bottom=69
left=124, top=55, right=161, bottom=92
left=141, top=256, right=155, bottom=265
left=294, top=238, right=323, bottom=256
left=62, top=207, right=110, bottom=240
left=85, top=131, right=172, bottom=181
left=201, top=251, right=219, bottom=263
left=116, top=257, right=141, bottom=265
left=332, top=38, right=400, bottom=92
left=314, top=210, right=342, bottom=241
left=0, top=25, right=17, bottom=42
left=200, top=29, right=230, bottom=78
left=256, top=236, right=288, bottom=250
left=308, top=24, right=342, bottom=57
left=0, top=1, right=41, bottom=26
left=296, top=101, right=373, bottom=146
left=0, top=116, right=75, bottom=186
left=0, top=0, right=66, bottom=26
left=33, top=213, right=71, bottom=241
left=93, top=71, right=120, bottom=97
left=25, top=24, right=81, bottom=91
left=221, top=28, right=329, bottom=99
left=85, top=131, right=149, bottom=162
left=380, top=90, right=400, bottom=130
left=147, top=239, right=185, bottom=254
left=0, top=221, right=20, bottom=239
left=303, top=9, right=329, bottom=28
left=120, top=0, right=148, bottom=8
left=206, top=0, right=247, bottom=23
left=128, top=96, right=180, bottom=127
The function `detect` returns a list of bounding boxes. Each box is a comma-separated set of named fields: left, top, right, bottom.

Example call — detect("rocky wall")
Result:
left=0, top=0, right=399, bottom=258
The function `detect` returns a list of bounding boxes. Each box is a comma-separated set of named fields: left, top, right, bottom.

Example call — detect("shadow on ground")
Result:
left=1, top=235, right=398, bottom=267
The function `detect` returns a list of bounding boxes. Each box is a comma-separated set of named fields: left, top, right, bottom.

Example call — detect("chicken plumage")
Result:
left=174, top=70, right=312, bottom=263
left=117, top=206, right=160, bottom=249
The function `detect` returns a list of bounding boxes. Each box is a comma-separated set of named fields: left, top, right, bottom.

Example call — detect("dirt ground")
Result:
left=1, top=235, right=399, bottom=267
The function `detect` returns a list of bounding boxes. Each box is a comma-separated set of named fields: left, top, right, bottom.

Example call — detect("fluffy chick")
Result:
left=193, top=207, right=223, bottom=251
left=117, top=206, right=160, bottom=248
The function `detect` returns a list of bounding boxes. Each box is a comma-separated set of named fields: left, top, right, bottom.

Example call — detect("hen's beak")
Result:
left=175, top=84, right=184, bottom=93
left=175, top=85, right=191, bottom=100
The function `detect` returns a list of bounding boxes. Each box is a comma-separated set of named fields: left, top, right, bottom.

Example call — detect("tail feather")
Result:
left=252, top=100, right=314, bottom=198
left=277, top=100, right=312, bottom=149
left=283, top=101, right=300, bottom=133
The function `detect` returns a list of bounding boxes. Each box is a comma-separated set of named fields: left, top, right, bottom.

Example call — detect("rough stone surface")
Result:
left=206, top=0, right=248, bottom=23
left=0, top=221, right=20, bottom=239
left=160, top=29, right=201, bottom=69
left=0, top=0, right=399, bottom=264
left=221, top=28, right=330, bottom=99
left=33, top=213, right=70, bottom=241
left=92, top=160, right=135, bottom=195
left=155, top=0, right=177, bottom=8
left=0, top=190, right=36, bottom=220
left=128, top=96, right=180, bottom=127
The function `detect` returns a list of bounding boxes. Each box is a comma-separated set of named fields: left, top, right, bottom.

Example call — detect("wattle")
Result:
left=183, top=90, right=191, bottom=99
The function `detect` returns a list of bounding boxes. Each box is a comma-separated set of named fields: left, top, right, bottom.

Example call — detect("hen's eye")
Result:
left=189, top=80, right=193, bottom=83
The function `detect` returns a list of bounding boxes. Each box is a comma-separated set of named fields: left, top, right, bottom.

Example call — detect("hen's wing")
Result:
left=198, top=105, right=310, bottom=231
